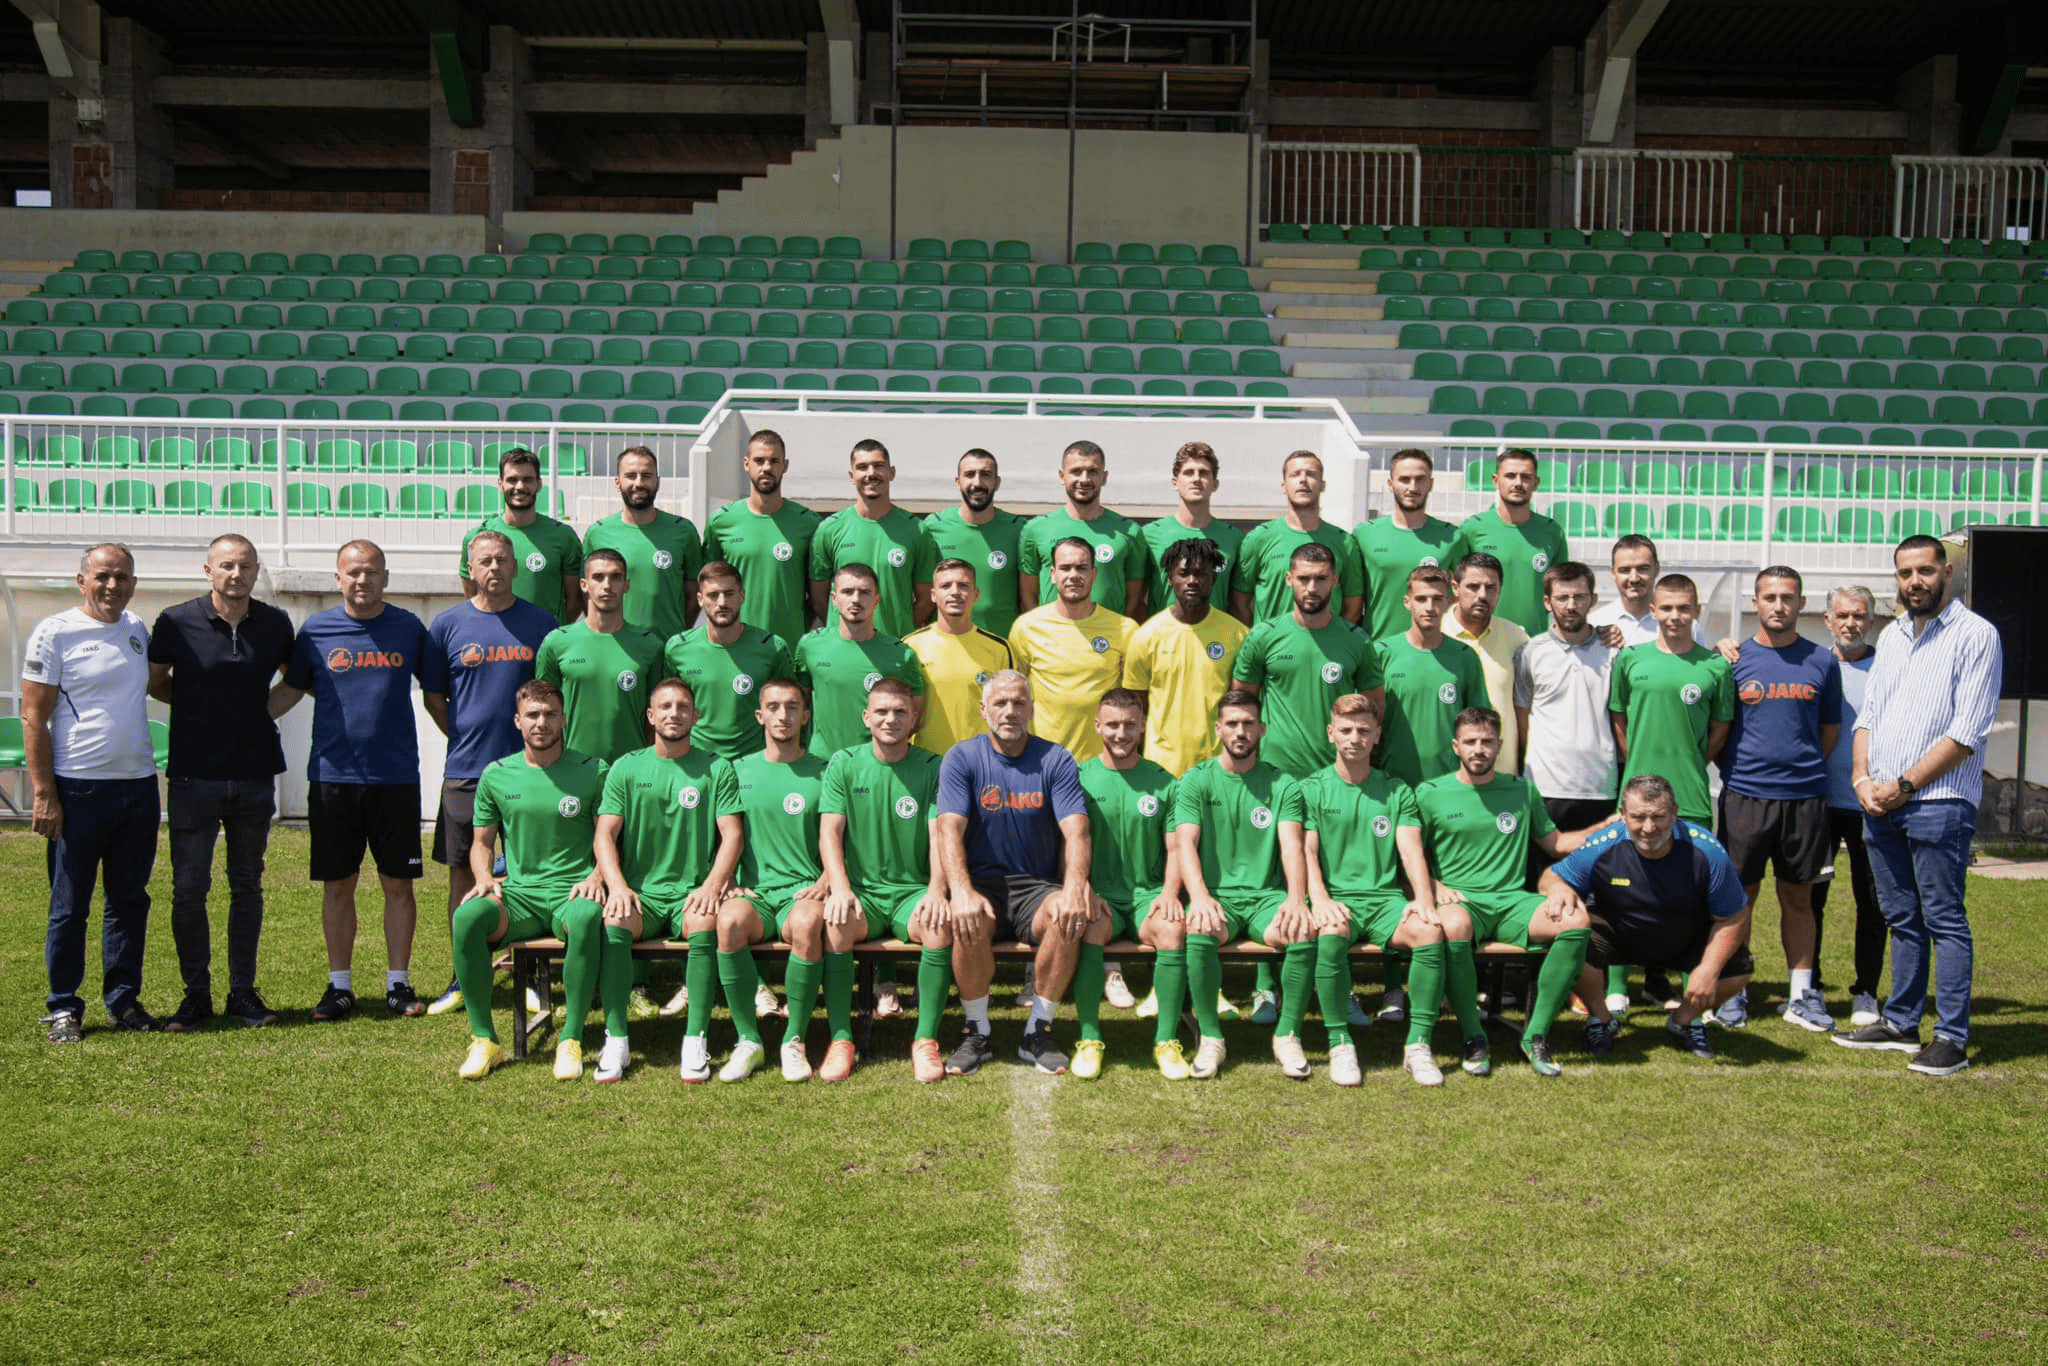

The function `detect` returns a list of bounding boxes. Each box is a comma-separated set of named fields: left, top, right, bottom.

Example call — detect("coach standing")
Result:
left=147, top=533, right=296, bottom=1032
left=1836, top=536, right=2001, bottom=1077
left=27, top=544, right=161, bottom=1041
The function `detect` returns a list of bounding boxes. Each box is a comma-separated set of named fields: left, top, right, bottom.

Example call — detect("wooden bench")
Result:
left=506, top=937, right=1541, bottom=1060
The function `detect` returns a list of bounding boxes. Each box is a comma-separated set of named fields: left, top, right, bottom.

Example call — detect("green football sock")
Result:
left=600, top=924, right=635, bottom=1039
left=632, top=956, right=650, bottom=988
left=1187, top=933, right=1223, bottom=1037
left=555, top=899, right=603, bottom=1042
left=717, top=947, right=762, bottom=1045
left=683, top=931, right=717, bottom=1039
left=1074, top=942, right=1106, bottom=1042
left=1276, top=940, right=1315, bottom=1038
left=1445, top=937, right=1484, bottom=1040
left=1606, top=963, right=1629, bottom=999
left=876, top=959, right=899, bottom=989
left=1254, top=959, right=1277, bottom=999
left=823, top=951, right=855, bottom=1042
left=782, top=954, right=823, bottom=1049
left=450, top=896, right=500, bottom=1042
left=915, top=946, right=951, bottom=1042
left=1403, top=943, right=1446, bottom=1047
left=1312, top=934, right=1353, bottom=1051
left=1525, top=928, right=1592, bottom=1045
left=1384, top=952, right=1409, bottom=998
left=1151, top=947, right=1188, bottom=1046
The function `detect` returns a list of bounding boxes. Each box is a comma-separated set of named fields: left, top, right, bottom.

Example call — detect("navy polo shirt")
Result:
left=1547, top=819, right=1747, bottom=965
left=147, top=594, right=297, bottom=781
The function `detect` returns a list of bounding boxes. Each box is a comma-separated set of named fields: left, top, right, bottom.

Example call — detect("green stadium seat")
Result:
left=395, top=483, right=449, bottom=519
left=160, top=479, right=211, bottom=515
left=334, top=482, right=387, bottom=516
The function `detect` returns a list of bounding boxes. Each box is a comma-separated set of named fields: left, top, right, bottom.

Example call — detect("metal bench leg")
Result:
left=854, top=957, right=876, bottom=1057
left=511, top=952, right=529, bottom=1060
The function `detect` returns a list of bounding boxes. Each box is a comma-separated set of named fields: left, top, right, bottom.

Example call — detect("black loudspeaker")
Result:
left=1966, top=526, right=2048, bottom=701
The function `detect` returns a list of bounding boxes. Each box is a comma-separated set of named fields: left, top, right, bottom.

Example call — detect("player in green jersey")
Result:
left=702, top=430, right=822, bottom=653
left=1232, top=542, right=1384, bottom=779
left=1139, top=441, right=1246, bottom=617
left=1354, top=448, right=1461, bottom=642
left=1080, top=690, right=1193, bottom=1079
left=582, top=446, right=704, bottom=643
left=794, top=563, right=928, bottom=758
left=1230, top=451, right=1367, bottom=625
left=460, top=447, right=584, bottom=623
left=1018, top=440, right=1146, bottom=618
left=1610, top=574, right=1734, bottom=826
left=534, top=549, right=666, bottom=763
left=808, top=439, right=927, bottom=638
left=449, top=680, right=613, bottom=1081
left=1416, top=707, right=1601, bottom=1078
left=661, top=560, right=794, bottom=762
left=1446, top=448, right=1572, bottom=637
left=594, top=677, right=745, bottom=1082
left=915, top=449, right=1028, bottom=637
left=1174, top=690, right=1312, bottom=1080
left=819, top=678, right=952, bottom=1081
left=1375, top=564, right=1489, bottom=787
left=1290, top=693, right=1444, bottom=1086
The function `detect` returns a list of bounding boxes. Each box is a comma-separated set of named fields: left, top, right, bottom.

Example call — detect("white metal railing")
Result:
left=1893, top=155, right=2048, bottom=243
left=1573, top=148, right=1735, bottom=235
left=1260, top=142, right=1423, bottom=232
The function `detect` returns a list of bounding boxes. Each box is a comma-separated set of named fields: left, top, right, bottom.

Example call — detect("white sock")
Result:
left=962, top=996, right=990, bottom=1035
left=386, top=969, right=408, bottom=989
left=1028, top=995, right=1056, bottom=1028
left=329, top=970, right=352, bottom=991
left=1789, top=968, right=1814, bottom=999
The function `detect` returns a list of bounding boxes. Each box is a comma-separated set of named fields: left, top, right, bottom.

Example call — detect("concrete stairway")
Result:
left=1253, top=240, right=1442, bottom=438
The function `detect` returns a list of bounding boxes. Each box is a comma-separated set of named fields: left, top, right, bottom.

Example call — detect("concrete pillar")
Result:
left=47, top=14, right=169, bottom=209
left=1899, top=55, right=1960, bottom=156
left=429, top=24, right=530, bottom=223
left=861, top=31, right=890, bottom=124
left=1534, top=45, right=1578, bottom=229
left=805, top=32, right=832, bottom=148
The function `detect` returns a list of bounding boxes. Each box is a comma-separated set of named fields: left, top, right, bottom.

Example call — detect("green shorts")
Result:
left=850, top=886, right=926, bottom=941
left=634, top=895, right=688, bottom=942
left=468, top=881, right=581, bottom=942
left=1460, top=889, right=1549, bottom=949
left=744, top=885, right=814, bottom=941
left=1220, top=888, right=1289, bottom=943
left=1110, top=885, right=1168, bottom=939
left=1333, top=890, right=1410, bottom=947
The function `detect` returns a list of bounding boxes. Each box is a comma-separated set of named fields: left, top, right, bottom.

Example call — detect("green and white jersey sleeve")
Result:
left=1295, top=766, right=1418, bottom=902
left=473, top=748, right=609, bottom=887
left=732, top=750, right=827, bottom=895
left=820, top=743, right=942, bottom=904
left=1414, top=772, right=1555, bottom=895
left=1230, top=616, right=1383, bottom=777
left=1077, top=756, right=1178, bottom=910
left=535, top=621, right=669, bottom=761
left=1374, top=634, right=1490, bottom=787
left=597, top=746, right=742, bottom=902
left=1172, top=758, right=1295, bottom=900
left=793, top=628, right=929, bottom=758
left=661, top=624, right=793, bottom=762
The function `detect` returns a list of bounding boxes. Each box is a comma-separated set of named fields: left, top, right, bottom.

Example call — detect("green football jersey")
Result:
left=1609, top=642, right=1736, bottom=824
left=582, top=510, right=705, bottom=643
left=1374, top=633, right=1490, bottom=788
left=461, top=513, right=584, bottom=621
left=702, top=497, right=823, bottom=653
left=1018, top=506, right=1144, bottom=612
left=915, top=504, right=1028, bottom=637
left=1231, top=614, right=1383, bottom=777
left=1173, top=758, right=1297, bottom=901
left=809, top=504, right=925, bottom=638
left=598, top=745, right=742, bottom=903
left=472, top=748, right=609, bottom=887
left=1352, top=514, right=1460, bottom=642
left=661, top=624, right=793, bottom=762
left=1293, top=766, right=1418, bottom=902
left=534, top=620, right=667, bottom=761
left=1415, top=771, right=1555, bottom=896
left=731, top=750, right=826, bottom=895
left=1446, top=506, right=1571, bottom=637
left=1230, top=518, right=1367, bottom=623
left=820, top=742, right=942, bottom=904
left=1077, top=755, right=1178, bottom=911
left=792, top=628, right=928, bottom=758
left=1139, top=516, right=1245, bottom=615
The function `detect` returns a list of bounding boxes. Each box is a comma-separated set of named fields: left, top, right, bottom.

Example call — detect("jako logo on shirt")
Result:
left=1739, top=680, right=1816, bottom=705
left=617, top=670, right=638, bottom=692
left=678, top=786, right=701, bottom=809
left=894, top=795, right=918, bottom=819
left=558, top=796, right=582, bottom=817
left=1437, top=682, right=1458, bottom=704
left=1250, top=805, right=1274, bottom=830
left=1372, top=814, right=1391, bottom=837
left=1094, top=543, right=1114, bottom=564
left=459, top=642, right=534, bottom=668
left=988, top=551, right=1008, bottom=569
left=1091, top=637, right=1110, bottom=654
left=980, top=784, right=1043, bottom=812
left=782, top=792, right=806, bottom=815
left=1680, top=683, right=1703, bottom=705
left=1496, top=811, right=1519, bottom=834
left=1137, top=795, right=1160, bottom=817
left=732, top=674, right=755, bottom=695
left=887, top=547, right=907, bottom=567
left=1206, top=642, right=1226, bottom=661
left=525, top=551, right=547, bottom=572
left=773, top=541, right=793, bottom=562
left=326, top=646, right=404, bottom=673
left=653, top=550, right=673, bottom=570
left=1321, top=661, right=1343, bottom=684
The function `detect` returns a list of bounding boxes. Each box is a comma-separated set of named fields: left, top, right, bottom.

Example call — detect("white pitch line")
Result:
left=1008, top=1066, right=1074, bottom=1366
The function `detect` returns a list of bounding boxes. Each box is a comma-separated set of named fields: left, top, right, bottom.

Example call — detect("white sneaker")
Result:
left=1135, top=987, right=1159, bottom=1018
left=594, top=1035, right=630, bottom=1083
left=659, top=984, right=689, bottom=1019
left=1328, top=1042, right=1363, bottom=1087
left=718, top=1038, right=765, bottom=1082
left=1216, top=991, right=1240, bottom=1018
left=1247, top=989, right=1279, bottom=1024
left=1103, top=968, right=1137, bottom=1010
left=1191, top=1035, right=1227, bottom=1080
left=679, top=1034, right=711, bottom=1082
left=526, top=985, right=547, bottom=1018
left=1604, top=991, right=1631, bottom=1018
left=780, top=1038, right=812, bottom=1082
left=874, top=982, right=904, bottom=1019
left=426, top=982, right=463, bottom=1015
left=754, top=984, right=785, bottom=1019
left=1272, top=1033, right=1311, bottom=1080
left=1403, top=1042, right=1445, bottom=1087
left=552, top=1038, right=583, bottom=1081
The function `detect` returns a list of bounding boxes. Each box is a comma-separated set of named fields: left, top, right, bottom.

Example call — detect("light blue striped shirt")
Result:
left=1855, top=597, right=2002, bottom=807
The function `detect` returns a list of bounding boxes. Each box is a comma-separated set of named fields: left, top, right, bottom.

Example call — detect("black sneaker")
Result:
left=1832, top=1018, right=1918, bottom=1052
left=162, top=994, right=213, bottom=1034
left=1017, top=1022, right=1069, bottom=1075
left=1907, top=1036, right=1969, bottom=1076
left=385, top=981, right=425, bottom=1017
left=1644, top=970, right=1680, bottom=1009
left=1584, top=1014, right=1621, bottom=1058
left=1666, top=1015, right=1716, bottom=1059
left=42, top=1010, right=82, bottom=1044
left=944, top=1025, right=994, bottom=1076
left=311, top=984, right=356, bottom=1022
left=1461, top=1035, right=1491, bottom=1077
left=223, top=988, right=279, bottom=1028
left=110, top=1003, right=161, bottom=1033
left=1376, top=986, right=1409, bottom=1024
left=1521, top=1035, right=1562, bottom=1077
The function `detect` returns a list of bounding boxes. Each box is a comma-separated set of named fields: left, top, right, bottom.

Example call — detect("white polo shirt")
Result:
left=1513, top=627, right=1620, bottom=802
left=22, top=608, right=156, bottom=780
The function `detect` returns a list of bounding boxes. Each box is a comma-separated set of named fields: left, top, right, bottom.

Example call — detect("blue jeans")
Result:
left=1863, top=798, right=1974, bottom=1044
left=167, top=776, right=276, bottom=997
left=45, top=775, right=160, bottom=1019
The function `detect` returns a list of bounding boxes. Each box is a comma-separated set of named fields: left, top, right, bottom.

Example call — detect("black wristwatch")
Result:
left=1897, top=776, right=1918, bottom=796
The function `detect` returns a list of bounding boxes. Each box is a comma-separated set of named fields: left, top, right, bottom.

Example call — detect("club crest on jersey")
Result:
left=1372, top=815, right=1392, bottom=837
left=617, top=670, right=638, bottom=692
left=862, top=671, right=884, bottom=691
left=974, top=671, right=991, bottom=686
left=1321, top=661, right=1343, bottom=685
left=1138, top=795, right=1160, bottom=817
left=653, top=550, right=673, bottom=570
left=1250, top=805, right=1274, bottom=830
left=1437, top=682, right=1458, bottom=704
left=525, top=551, right=547, bottom=572
left=732, top=673, right=755, bottom=695
left=1681, top=683, right=1703, bottom=705
left=678, top=786, right=701, bottom=810
left=988, top=550, right=1008, bottom=569
left=887, top=547, right=908, bottom=567
left=1419, top=555, right=1439, bottom=567
left=773, top=541, right=793, bottom=562
left=558, top=796, right=582, bottom=818
left=1094, top=543, right=1115, bottom=564
left=1496, top=811, right=1519, bottom=834
left=1091, top=636, right=1110, bottom=654
left=1206, top=642, right=1226, bottom=660
left=1532, top=552, right=1551, bottom=572
left=127, top=635, right=142, bottom=654
left=894, top=795, right=918, bottom=819
left=782, top=792, right=806, bottom=815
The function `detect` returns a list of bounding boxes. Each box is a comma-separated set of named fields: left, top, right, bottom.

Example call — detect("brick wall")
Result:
left=72, top=143, right=112, bottom=208
left=451, top=149, right=491, bottom=218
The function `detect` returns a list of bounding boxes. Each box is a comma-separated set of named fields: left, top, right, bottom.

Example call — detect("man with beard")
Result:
left=1354, top=448, right=1459, bottom=643
left=1445, top=552, right=1529, bottom=776
left=1514, top=561, right=1621, bottom=852
left=916, top=449, right=1028, bottom=636
left=1446, top=449, right=1570, bottom=637
left=583, top=446, right=704, bottom=644
left=1139, top=442, right=1244, bottom=618
left=1589, top=535, right=1706, bottom=648
left=809, top=439, right=927, bottom=639
left=906, top=558, right=1013, bottom=757
left=1231, top=451, right=1365, bottom=625
left=535, top=550, right=666, bottom=763
left=704, top=430, right=821, bottom=653
left=1007, top=538, right=1134, bottom=764
left=461, top=448, right=583, bottom=624
left=1809, top=585, right=1886, bottom=1028
left=661, top=562, right=794, bottom=763
left=1018, top=440, right=1146, bottom=619
left=1124, top=537, right=1247, bottom=777
left=795, top=564, right=928, bottom=760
